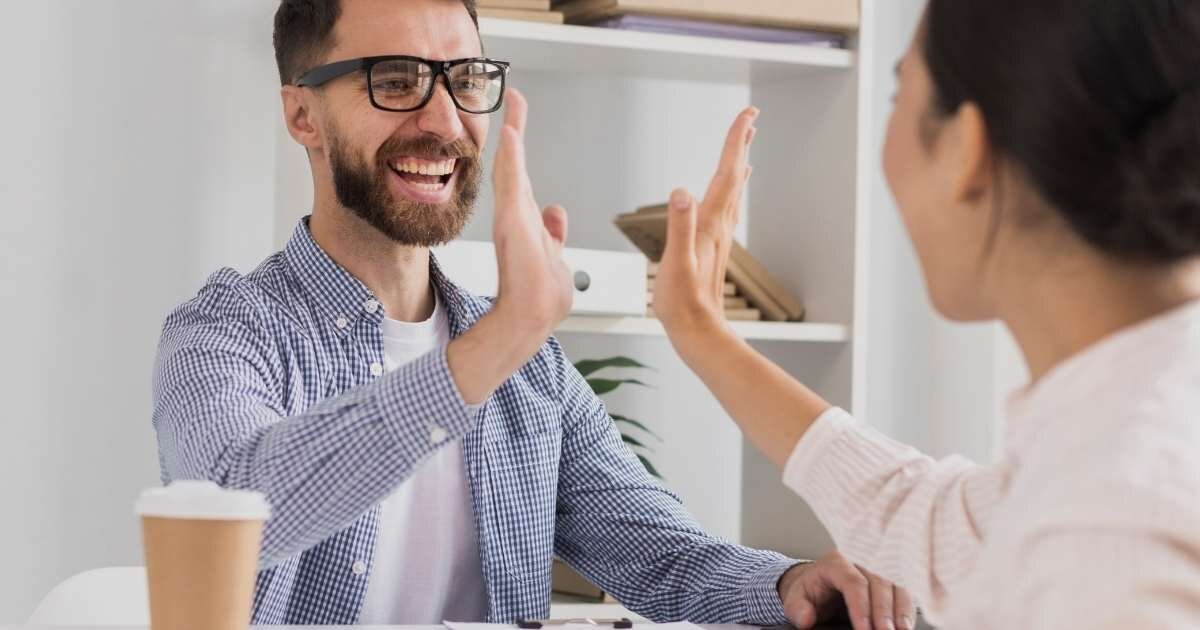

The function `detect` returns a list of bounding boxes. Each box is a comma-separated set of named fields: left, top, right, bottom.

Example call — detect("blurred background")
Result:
left=0, top=0, right=1025, bottom=622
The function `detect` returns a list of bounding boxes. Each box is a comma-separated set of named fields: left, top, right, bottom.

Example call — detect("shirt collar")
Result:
left=282, top=217, right=486, bottom=339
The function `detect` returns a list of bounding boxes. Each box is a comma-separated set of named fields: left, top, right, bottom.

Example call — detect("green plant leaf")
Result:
left=587, top=378, right=650, bottom=396
left=611, top=415, right=661, bottom=441
left=637, top=454, right=663, bottom=480
left=621, top=434, right=654, bottom=451
left=574, top=356, right=653, bottom=377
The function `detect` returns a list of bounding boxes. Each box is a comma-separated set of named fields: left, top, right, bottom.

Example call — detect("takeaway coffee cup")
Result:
left=136, top=481, right=270, bottom=630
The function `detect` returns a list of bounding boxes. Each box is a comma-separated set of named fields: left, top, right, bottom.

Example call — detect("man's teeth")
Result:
left=391, top=159, right=456, bottom=176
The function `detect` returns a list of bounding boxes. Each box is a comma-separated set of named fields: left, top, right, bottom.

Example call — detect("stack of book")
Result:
left=647, top=262, right=763, bottom=321
left=476, top=0, right=567, bottom=24
left=557, top=0, right=857, bottom=45
left=616, top=204, right=807, bottom=323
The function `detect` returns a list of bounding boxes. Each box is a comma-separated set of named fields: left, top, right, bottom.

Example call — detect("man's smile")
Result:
left=387, top=156, right=459, bottom=203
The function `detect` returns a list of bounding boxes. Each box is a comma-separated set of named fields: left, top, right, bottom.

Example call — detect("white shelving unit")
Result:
left=465, top=10, right=882, bottom=567
left=558, top=316, right=849, bottom=342
left=480, top=17, right=854, bottom=82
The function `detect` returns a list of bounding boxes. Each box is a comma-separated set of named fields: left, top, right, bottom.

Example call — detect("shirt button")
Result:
left=352, top=560, right=367, bottom=576
left=369, top=362, right=384, bottom=377
left=430, top=425, right=448, bottom=444
left=335, top=316, right=349, bottom=330
left=363, top=299, right=380, bottom=314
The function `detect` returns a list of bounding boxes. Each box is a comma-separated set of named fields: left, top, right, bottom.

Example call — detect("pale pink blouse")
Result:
left=784, top=301, right=1200, bottom=628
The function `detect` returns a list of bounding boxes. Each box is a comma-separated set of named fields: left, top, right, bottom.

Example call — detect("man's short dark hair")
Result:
left=273, top=0, right=481, bottom=86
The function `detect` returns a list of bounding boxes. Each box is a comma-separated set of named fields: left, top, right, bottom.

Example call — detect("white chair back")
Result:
left=28, top=567, right=149, bottom=626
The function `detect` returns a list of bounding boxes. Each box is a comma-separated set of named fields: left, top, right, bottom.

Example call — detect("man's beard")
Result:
left=327, top=124, right=482, bottom=247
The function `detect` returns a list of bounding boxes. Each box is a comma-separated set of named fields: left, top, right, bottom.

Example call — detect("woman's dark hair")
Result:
left=273, top=0, right=480, bottom=86
left=921, top=0, right=1200, bottom=262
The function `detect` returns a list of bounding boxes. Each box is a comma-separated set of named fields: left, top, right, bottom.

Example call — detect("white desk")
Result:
left=0, top=622, right=936, bottom=629
left=2, top=619, right=934, bottom=629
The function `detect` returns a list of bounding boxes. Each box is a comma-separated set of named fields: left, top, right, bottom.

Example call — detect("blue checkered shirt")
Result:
left=152, top=219, right=798, bottom=625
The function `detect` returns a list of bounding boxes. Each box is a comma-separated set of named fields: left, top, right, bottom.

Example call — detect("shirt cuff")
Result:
left=743, top=557, right=807, bottom=625
left=376, top=343, right=476, bottom=445
left=782, top=406, right=858, bottom=496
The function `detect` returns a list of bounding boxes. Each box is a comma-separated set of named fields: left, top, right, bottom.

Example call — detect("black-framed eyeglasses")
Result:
left=295, top=55, right=511, bottom=114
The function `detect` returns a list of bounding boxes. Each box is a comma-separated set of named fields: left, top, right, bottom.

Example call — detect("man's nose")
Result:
left=414, top=78, right=466, bottom=143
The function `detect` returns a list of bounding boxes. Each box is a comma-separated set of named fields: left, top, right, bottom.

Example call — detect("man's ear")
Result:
left=281, top=85, right=323, bottom=151
left=948, top=102, right=994, bottom=205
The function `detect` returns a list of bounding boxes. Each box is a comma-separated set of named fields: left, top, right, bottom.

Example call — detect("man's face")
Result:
left=315, top=0, right=489, bottom=246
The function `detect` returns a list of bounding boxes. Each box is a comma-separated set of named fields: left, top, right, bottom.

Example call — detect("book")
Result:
left=478, top=0, right=560, bottom=9
left=617, top=204, right=806, bottom=322
left=647, top=306, right=762, bottom=321
left=647, top=279, right=737, bottom=296
left=647, top=294, right=748, bottom=309
left=724, top=307, right=763, bottom=321
left=589, top=14, right=847, bottom=47
left=731, top=241, right=806, bottom=321
left=726, top=256, right=790, bottom=321
left=477, top=7, right=565, bottom=23
left=557, top=0, right=859, bottom=32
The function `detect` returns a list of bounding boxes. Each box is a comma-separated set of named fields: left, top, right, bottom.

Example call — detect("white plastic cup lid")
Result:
left=136, top=480, right=271, bottom=521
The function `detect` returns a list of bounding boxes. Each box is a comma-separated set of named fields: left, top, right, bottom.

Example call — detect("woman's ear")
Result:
left=281, top=85, right=323, bottom=151
left=949, top=102, right=994, bottom=204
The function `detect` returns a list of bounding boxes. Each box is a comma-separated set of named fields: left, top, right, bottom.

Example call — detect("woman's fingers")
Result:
left=700, top=107, right=758, bottom=218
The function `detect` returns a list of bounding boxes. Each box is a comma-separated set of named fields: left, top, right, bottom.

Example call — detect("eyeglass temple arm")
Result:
left=295, top=58, right=366, bottom=87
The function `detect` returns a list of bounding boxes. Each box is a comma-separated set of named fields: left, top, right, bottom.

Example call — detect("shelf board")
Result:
left=557, top=316, right=849, bottom=342
left=480, top=17, right=855, bottom=83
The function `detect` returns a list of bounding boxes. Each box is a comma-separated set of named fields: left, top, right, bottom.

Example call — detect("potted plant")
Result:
left=573, top=355, right=662, bottom=478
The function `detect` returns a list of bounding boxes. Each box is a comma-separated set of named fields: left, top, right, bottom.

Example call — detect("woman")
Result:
left=652, top=1, right=1200, bottom=628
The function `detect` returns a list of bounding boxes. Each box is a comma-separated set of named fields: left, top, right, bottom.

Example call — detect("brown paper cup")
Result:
left=136, top=482, right=270, bottom=630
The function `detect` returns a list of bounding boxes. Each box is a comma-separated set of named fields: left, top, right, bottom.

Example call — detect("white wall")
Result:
left=0, top=2, right=279, bottom=621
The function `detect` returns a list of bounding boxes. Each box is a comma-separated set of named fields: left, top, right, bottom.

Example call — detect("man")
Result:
left=152, top=0, right=915, bottom=628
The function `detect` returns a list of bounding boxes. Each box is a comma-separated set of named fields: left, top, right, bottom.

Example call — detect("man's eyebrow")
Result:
left=894, top=60, right=902, bottom=77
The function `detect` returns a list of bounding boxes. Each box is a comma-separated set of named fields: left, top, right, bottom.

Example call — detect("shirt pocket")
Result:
left=483, top=429, right=562, bottom=581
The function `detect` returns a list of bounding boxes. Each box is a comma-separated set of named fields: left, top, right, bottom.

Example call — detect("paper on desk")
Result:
left=445, top=623, right=703, bottom=630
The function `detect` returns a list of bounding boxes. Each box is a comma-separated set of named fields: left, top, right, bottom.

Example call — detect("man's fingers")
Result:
left=894, top=585, right=917, bottom=630
left=662, top=188, right=697, bottom=266
left=492, top=126, right=528, bottom=215
left=826, top=562, right=872, bottom=630
left=492, top=89, right=531, bottom=212
left=542, top=204, right=568, bottom=248
left=503, top=87, right=528, bottom=138
left=790, top=600, right=819, bottom=629
left=867, top=571, right=895, bottom=630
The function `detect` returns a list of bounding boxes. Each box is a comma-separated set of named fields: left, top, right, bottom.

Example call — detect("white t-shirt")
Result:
left=358, top=294, right=489, bottom=624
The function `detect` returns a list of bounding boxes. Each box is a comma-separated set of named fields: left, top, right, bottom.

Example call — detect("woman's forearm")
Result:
left=669, top=319, right=833, bottom=468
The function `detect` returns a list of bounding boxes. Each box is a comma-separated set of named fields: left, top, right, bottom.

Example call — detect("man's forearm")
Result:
left=156, top=343, right=475, bottom=569
left=447, top=307, right=552, bottom=405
